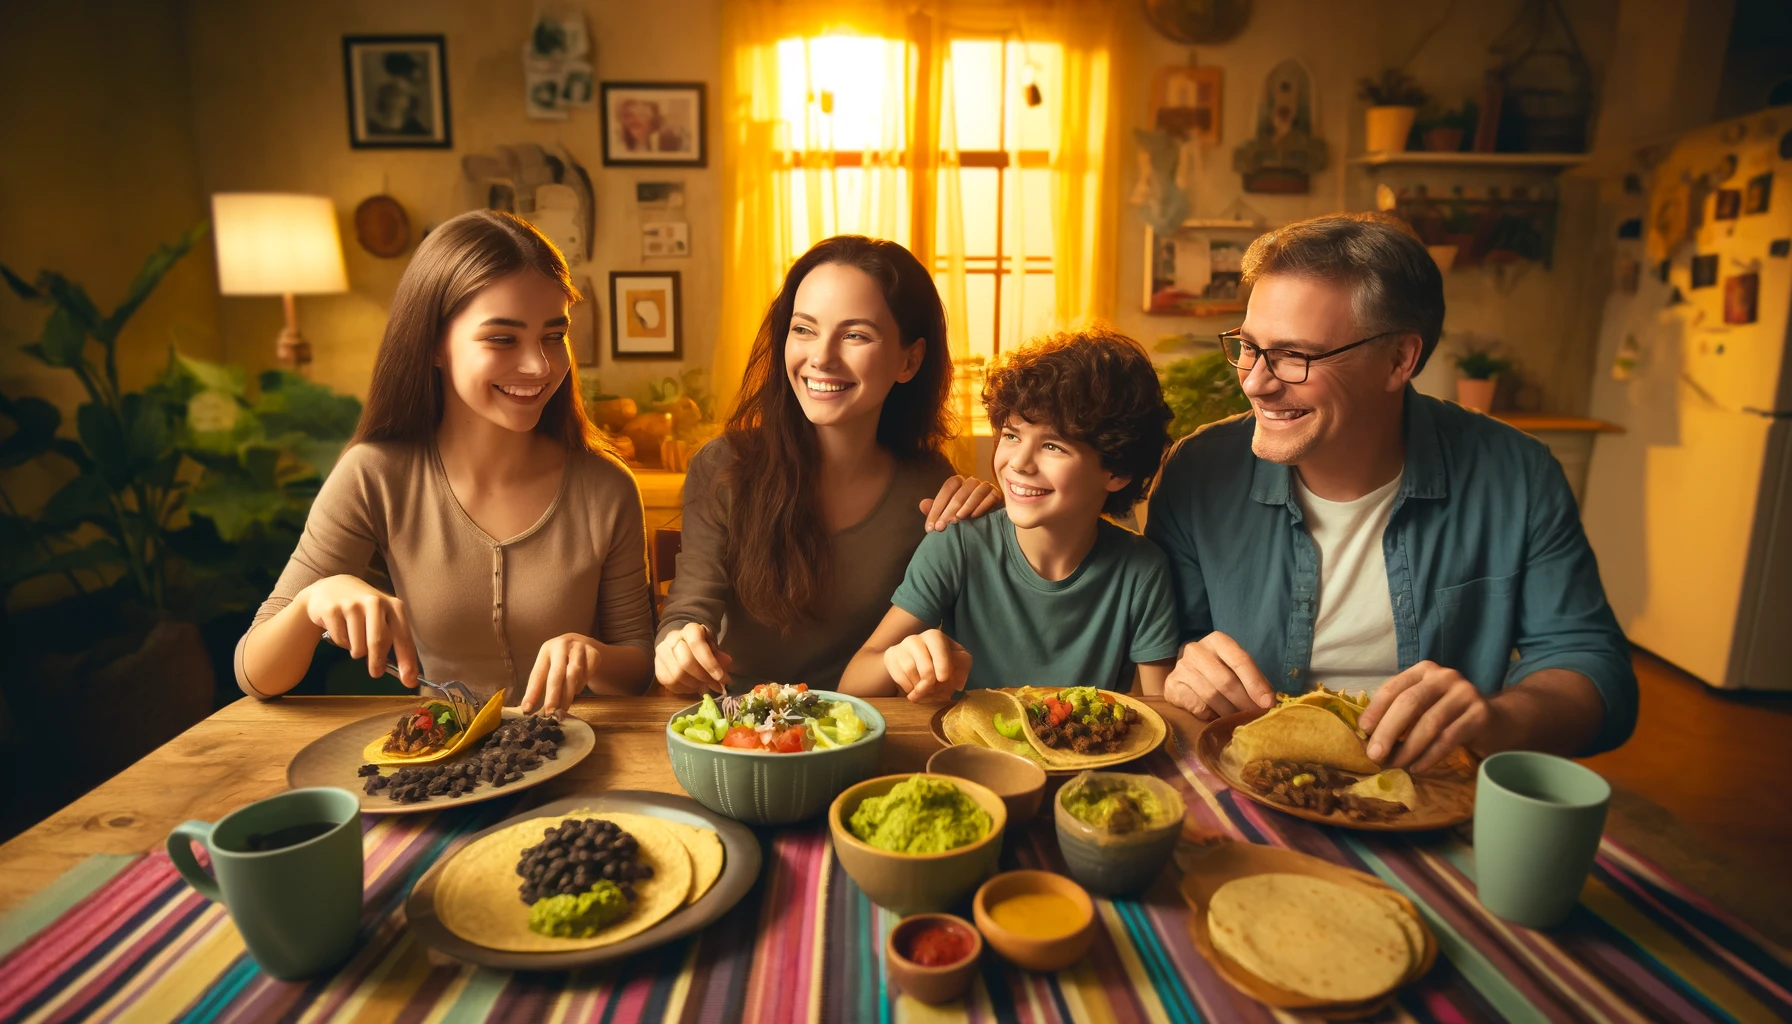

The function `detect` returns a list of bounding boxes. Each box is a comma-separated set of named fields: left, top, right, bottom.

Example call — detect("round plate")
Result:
left=286, top=708, right=595, bottom=815
left=404, top=791, right=762, bottom=970
left=1195, top=710, right=1475, bottom=831
left=927, top=692, right=1168, bottom=777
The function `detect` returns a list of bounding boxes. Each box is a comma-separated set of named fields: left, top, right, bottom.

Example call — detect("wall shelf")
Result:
left=1350, top=151, right=1591, bottom=171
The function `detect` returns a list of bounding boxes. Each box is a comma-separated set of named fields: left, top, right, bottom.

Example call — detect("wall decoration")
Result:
left=1744, top=173, right=1773, bottom=215
left=1142, top=0, right=1252, bottom=43
left=1232, top=60, right=1327, bottom=194
left=461, top=143, right=593, bottom=264
left=636, top=181, right=689, bottom=257
left=342, top=35, right=451, bottom=149
left=1724, top=272, right=1758, bottom=325
left=642, top=222, right=690, bottom=258
left=1152, top=66, right=1222, bottom=145
left=1142, top=219, right=1263, bottom=315
left=610, top=271, right=683, bottom=359
left=524, top=6, right=592, bottom=120
left=1131, top=129, right=1190, bottom=235
left=352, top=194, right=410, bottom=258
left=1690, top=253, right=1719, bottom=289
left=1714, top=189, right=1742, bottom=221
left=1771, top=239, right=1790, bottom=257
left=602, top=83, right=706, bottom=167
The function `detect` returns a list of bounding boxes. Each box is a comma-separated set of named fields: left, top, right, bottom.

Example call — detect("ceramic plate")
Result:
left=405, top=791, right=762, bottom=969
left=287, top=708, right=595, bottom=815
left=1196, top=710, right=1475, bottom=832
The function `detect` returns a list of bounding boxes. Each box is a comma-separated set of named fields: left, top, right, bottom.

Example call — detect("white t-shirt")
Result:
left=1294, top=471, right=1403, bottom=693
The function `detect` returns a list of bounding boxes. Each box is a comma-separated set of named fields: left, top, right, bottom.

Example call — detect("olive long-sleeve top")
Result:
left=657, top=437, right=952, bottom=689
left=235, top=441, right=655, bottom=700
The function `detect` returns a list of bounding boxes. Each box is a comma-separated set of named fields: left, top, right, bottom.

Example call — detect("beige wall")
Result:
left=1109, top=0, right=1624, bottom=415
left=180, top=0, right=724, bottom=402
left=0, top=0, right=219, bottom=512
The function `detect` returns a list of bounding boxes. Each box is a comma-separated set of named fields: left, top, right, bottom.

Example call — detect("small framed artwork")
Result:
left=610, top=271, right=683, bottom=359
left=1714, top=189, right=1742, bottom=221
left=1744, top=173, right=1773, bottom=215
left=601, top=82, right=707, bottom=167
left=1691, top=253, right=1719, bottom=289
left=1151, top=66, right=1222, bottom=144
left=342, top=35, right=451, bottom=149
left=1142, top=221, right=1262, bottom=316
left=1724, top=272, right=1759, bottom=325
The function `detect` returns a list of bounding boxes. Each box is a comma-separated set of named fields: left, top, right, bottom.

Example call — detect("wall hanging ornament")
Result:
left=1132, top=129, right=1191, bottom=236
left=1142, top=0, right=1253, bottom=45
left=1233, top=59, right=1327, bottom=194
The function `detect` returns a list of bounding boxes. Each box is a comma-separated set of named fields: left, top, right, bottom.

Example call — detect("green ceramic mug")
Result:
left=1472, top=751, right=1611, bottom=928
left=166, top=787, right=363, bottom=979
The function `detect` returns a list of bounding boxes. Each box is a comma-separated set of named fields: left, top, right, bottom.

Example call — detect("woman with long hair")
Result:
left=236, top=211, right=653, bottom=712
left=655, top=235, right=997, bottom=693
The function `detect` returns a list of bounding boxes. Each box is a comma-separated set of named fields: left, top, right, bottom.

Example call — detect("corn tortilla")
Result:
left=944, top=689, right=1164, bottom=769
left=361, top=690, right=507, bottom=765
left=437, top=810, right=692, bottom=952
left=1225, top=704, right=1381, bottom=774
left=1207, top=873, right=1411, bottom=1002
left=651, top=818, right=725, bottom=906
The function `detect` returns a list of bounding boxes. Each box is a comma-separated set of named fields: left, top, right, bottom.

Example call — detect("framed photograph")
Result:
left=610, top=271, right=683, bottom=359
left=1151, top=66, right=1222, bottom=144
left=342, top=35, right=451, bottom=149
left=601, top=82, right=706, bottom=167
left=1142, top=220, right=1263, bottom=316
left=1714, top=189, right=1742, bottom=221
left=1691, top=253, right=1719, bottom=289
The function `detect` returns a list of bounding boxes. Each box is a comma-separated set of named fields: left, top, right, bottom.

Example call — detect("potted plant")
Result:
left=1, top=227, right=361, bottom=831
left=1418, top=101, right=1478, bottom=153
left=1357, top=69, right=1429, bottom=154
left=1452, top=340, right=1513, bottom=412
left=1155, top=344, right=1251, bottom=439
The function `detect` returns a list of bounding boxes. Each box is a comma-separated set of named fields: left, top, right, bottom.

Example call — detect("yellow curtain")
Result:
left=716, top=0, right=1120, bottom=416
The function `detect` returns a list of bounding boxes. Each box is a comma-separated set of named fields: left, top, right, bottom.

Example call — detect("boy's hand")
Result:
left=919, top=476, right=1001, bottom=532
left=884, top=629, right=970, bottom=702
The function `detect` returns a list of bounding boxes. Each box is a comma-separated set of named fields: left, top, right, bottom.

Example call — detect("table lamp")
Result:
left=211, top=193, right=349, bottom=371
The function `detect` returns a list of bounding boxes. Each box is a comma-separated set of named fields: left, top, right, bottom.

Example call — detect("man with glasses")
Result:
left=1145, top=213, right=1636, bottom=770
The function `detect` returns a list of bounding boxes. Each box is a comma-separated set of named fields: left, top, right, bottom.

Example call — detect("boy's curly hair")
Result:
left=981, top=326, right=1173, bottom=516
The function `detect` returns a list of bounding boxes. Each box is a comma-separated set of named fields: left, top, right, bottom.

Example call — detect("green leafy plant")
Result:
left=643, top=368, right=717, bottom=422
left=1417, top=100, right=1479, bottom=134
left=1157, top=350, right=1250, bottom=440
left=1453, top=340, right=1514, bottom=380
left=1357, top=69, right=1429, bottom=108
left=0, top=226, right=362, bottom=620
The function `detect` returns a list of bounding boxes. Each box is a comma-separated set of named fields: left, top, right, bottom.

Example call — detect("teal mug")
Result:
left=166, top=787, right=364, bottom=979
left=1472, top=751, right=1611, bottom=929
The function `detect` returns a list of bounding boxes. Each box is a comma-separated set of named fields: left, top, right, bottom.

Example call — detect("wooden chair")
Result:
left=650, top=523, right=682, bottom=616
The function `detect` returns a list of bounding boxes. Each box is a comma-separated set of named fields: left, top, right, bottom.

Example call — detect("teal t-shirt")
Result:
left=889, top=509, right=1182, bottom=691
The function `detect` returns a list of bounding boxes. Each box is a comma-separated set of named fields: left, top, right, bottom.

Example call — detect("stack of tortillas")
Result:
left=1183, top=862, right=1433, bottom=1012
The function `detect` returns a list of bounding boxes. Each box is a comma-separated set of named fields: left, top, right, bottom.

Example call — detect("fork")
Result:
left=319, top=630, right=478, bottom=722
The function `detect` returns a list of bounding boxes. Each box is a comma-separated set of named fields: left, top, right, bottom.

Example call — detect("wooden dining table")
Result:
left=2, top=696, right=1786, bottom=1024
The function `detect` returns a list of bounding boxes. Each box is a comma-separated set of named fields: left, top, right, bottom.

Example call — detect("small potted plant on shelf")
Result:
left=1453, top=339, right=1513, bottom=412
left=1418, top=101, right=1478, bottom=153
left=1358, top=69, right=1430, bottom=154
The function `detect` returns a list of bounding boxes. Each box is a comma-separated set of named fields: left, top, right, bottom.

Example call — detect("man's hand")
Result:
left=919, top=475, right=1001, bottom=532
left=1360, top=661, right=1506, bottom=773
left=883, top=628, right=970, bottom=702
left=1162, top=632, right=1276, bottom=720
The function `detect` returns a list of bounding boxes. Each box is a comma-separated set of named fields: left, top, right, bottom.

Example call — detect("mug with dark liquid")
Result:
left=167, top=787, right=363, bottom=979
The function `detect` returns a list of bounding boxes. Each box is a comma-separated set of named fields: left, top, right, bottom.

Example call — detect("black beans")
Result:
left=514, top=817, right=646, bottom=905
left=360, top=715, right=565, bottom=804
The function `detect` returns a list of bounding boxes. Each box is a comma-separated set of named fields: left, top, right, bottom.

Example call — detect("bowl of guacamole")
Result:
left=830, top=774, right=1007, bottom=915
left=1053, top=771, right=1186, bottom=896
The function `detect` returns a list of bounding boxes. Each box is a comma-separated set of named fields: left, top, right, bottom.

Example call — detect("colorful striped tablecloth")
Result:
left=2, top=736, right=1788, bottom=1024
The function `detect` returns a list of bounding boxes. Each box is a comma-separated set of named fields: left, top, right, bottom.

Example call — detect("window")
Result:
left=775, top=36, right=1062, bottom=365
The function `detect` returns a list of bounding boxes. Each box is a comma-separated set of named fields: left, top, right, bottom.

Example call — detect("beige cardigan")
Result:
left=236, top=441, right=654, bottom=698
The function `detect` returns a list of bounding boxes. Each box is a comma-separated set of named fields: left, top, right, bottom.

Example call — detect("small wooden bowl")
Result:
left=830, top=774, right=1007, bottom=914
left=885, top=913, right=982, bottom=1005
left=927, top=745, right=1047, bottom=821
left=972, top=870, right=1095, bottom=972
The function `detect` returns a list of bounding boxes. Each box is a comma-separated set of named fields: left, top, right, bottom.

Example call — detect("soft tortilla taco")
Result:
left=1225, top=687, right=1380, bottom=774
left=1012, top=687, right=1165, bottom=769
left=361, top=688, right=507, bottom=765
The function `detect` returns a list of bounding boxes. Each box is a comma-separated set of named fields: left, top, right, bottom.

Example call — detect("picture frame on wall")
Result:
left=610, top=271, right=683, bottom=360
left=1142, top=220, right=1265, bottom=316
left=601, top=82, right=707, bottom=167
left=342, top=35, right=452, bottom=149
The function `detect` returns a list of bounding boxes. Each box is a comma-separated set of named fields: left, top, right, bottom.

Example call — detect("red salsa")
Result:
left=901, top=922, right=974, bottom=967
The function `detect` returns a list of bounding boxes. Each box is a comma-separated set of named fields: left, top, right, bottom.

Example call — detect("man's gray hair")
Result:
left=1239, top=212, right=1445, bottom=373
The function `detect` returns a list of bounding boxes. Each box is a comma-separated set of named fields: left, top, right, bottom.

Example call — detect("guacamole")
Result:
left=1061, top=777, right=1170, bottom=834
left=527, top=880, right=631, bottom=938
left=848, top=776, right=992, bottom=854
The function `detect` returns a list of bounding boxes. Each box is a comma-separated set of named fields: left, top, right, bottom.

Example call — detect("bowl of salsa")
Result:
left=972, top=870, right=1095, bottom=972
left=885, top=913, right=982, bottom=1004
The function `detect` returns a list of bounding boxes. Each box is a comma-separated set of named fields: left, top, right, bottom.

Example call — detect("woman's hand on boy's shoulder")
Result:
left=884, top=628, right=970, bottom=702
left=920, top=475, right=1002, bottom=532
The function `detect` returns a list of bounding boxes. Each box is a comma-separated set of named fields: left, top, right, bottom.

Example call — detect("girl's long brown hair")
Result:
left=723, top=235, right=954, bottom=632
left=351, top=210, right=605, bottom=452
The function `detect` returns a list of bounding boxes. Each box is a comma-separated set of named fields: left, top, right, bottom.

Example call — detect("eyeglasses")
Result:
left=1218, top=329, right=1405, bottom=384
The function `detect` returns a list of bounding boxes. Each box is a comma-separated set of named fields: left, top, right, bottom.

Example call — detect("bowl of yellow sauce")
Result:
left=972, top=870, right=1094, bottom=972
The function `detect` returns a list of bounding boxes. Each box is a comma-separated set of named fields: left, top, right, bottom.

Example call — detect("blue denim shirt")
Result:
left=1144, top=388, right=1638, bottom=755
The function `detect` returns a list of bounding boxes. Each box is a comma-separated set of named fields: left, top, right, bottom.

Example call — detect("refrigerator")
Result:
left=1582, top=108, right=1792, bottom=691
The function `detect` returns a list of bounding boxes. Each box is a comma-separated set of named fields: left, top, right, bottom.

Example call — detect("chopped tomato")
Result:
left=722, top=727, right=763, bottom=749
left=1043, top=698, right=1072, bottom=727
left=794, top=683, right=808, bottom=692
left=770, top=727, right=807, bottom=753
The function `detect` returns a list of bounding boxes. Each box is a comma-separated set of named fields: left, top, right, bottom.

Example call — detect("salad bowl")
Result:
left=665, top=687, right=886, bottom=825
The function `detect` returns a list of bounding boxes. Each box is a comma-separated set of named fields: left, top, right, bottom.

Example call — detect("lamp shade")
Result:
left=211, top=193, right=349, bottom=296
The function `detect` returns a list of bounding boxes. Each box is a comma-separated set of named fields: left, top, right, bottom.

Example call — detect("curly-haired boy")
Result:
left=840, top=326, right=1181, bottom=698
